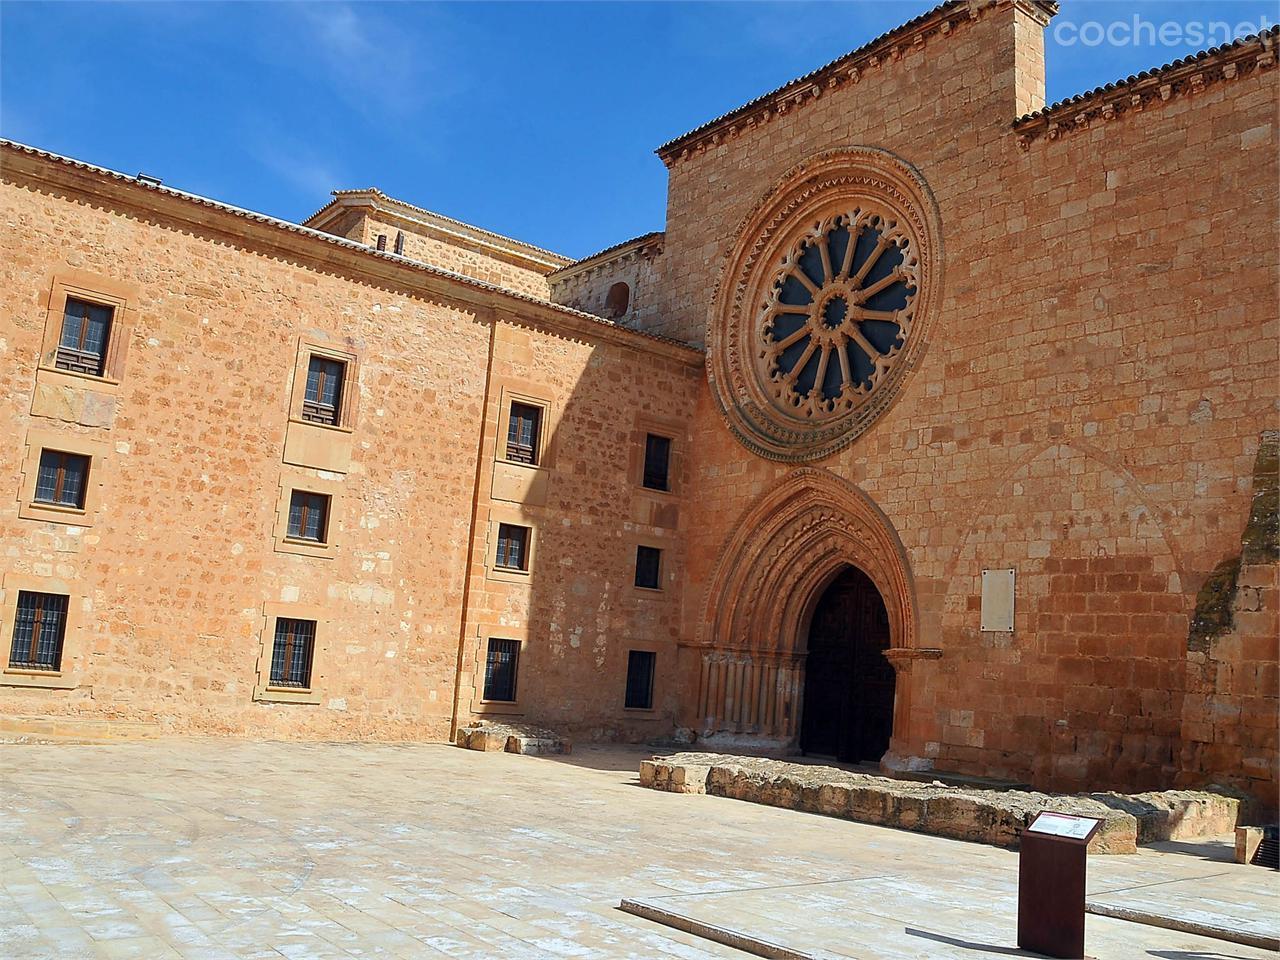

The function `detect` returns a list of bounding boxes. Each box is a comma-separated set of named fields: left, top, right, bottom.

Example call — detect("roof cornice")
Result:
left=549, top=232, right=665, bottom=282
left=655, top=0, right=1057, bottom=168
left=306, top=189, right=572, bottom=273
left=1013, top=25, right=1277, bottom=147
left=1, top=140, right=701, bottom=365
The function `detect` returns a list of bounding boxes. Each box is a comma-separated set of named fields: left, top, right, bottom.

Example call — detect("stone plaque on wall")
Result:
left=981, top=568, right=1015, bottom=633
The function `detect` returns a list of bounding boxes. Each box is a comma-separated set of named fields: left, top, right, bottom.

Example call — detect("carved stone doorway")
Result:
left=799, top=565, right=895, bottom=763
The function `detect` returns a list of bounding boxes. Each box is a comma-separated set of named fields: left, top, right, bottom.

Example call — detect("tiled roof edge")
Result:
left=1013, top=26, right=1278, bottom=143
left=549, top=232, right=665, bottom=280
left=0, top=139, right=701, bottom=360
left=305, top=188, right=573, bottom=269
left=655, top=0, right=1057, bottom=166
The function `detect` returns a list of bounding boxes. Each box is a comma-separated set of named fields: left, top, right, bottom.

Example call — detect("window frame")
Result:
left=33, top=449, right=91, bottom=510
left=286, top=490, right=331, bottom=543
left=470, top=627, right=527, bottom=715
left=17, top=429, right=110, bottom=527
left=494, top=522, right=531, bottom=572
left=496, top=388, right=552, bottom=470
left=0, top=575, right=81, bottom=689
left=631, top=415, right=683, bottom=499
left=301, top=355, right=346, bottom=427
left=272, top=473, right=342, bottom=559
left=481, top=637, right=521, bottom=704
left=484, top=512, right=538, bottom=584
left=253, top=603, right=327, bottom=704
left=634, top=544, right=663, bottom=591
left=287, top=339, right=359, bottom=435
left=624, top=649, right=657, bottom=711
left=36, top=271, right=136, bottom=391
left=505, top=401, right=543, bottom=466
left=641, top=433, right=673, bottom=492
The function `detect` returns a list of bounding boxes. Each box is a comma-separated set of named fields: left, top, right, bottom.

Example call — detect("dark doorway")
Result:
left=799, top=566, right=895, bottom=763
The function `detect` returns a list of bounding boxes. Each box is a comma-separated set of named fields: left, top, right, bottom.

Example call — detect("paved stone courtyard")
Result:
left=1, top=740, right=1276, bottom=959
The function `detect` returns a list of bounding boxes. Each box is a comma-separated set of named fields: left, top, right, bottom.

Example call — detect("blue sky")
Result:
left=1, top=1, right=1273, bottom=258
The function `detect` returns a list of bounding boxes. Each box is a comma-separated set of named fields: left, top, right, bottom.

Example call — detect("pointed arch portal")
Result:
left=691, top=469, right=928, bottom=765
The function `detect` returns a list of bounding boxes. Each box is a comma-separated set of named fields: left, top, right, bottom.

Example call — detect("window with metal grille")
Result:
left=376, top=234, right=387, bottom=251
left=34, top=450, right=90, bottom=509
left=642, top=434, right=672, bottom=491
left=56, top=297, right=112, bottom=377
left=303, top=356, right=345, bottom=426
left=287, top=491, right=330, bottom=542
left=506, top=402, right=542, bottom=465
left=8, top=591, right=69, bottom=672
left=269, top=617, right=315, bottom=688
left=625, top=650, right=656, bottom=709
left=635, top=545, right=662, bottom=590
left=483, top=638, right=519, bottom=702
left=394, top=231, right=405, bottom=255
left=495, top=523, right=530, bottom=571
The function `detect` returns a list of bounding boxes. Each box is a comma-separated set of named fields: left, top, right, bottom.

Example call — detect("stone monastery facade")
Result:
left=2, top=0, right=1277, bottom=805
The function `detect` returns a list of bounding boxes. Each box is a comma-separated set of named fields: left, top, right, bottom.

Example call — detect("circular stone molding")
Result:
left=708, top=148, right=943, bottom=461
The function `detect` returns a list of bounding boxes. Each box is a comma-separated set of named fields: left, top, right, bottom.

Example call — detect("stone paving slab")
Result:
left=0, top=741, right=1275, bottom=959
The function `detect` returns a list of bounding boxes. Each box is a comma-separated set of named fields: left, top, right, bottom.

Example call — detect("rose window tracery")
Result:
left=760, top=211, right=917, bottom=420
left=707, top=148, right=942, bottom=462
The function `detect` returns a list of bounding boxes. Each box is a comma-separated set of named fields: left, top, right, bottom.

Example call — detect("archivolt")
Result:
left=697, top=468, right=918, bottom=656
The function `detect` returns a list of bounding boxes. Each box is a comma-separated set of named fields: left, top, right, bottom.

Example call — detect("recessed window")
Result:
left=605, top=281, right=630, bottom=319
left=56, top=297, right=113, bottom=377
left=642, top=434, right=672, bottom=492
left=287, top=491, right=330, bottom=543
left=270, top=617, right=315, bottom=689
left=34, top=450, right=90, bottom=509
left=495, top=523, right=530, bottom=571
left=303, top=356, right=345, bottom=426
left=625, top=650, right=656, bottom=709
left=394, top=231, right=405, bottom=255
left=376, top=234, right=387, bottom=251
left=8, top=591, right=69, bottom=672
left=506, top=402, right=542, bottom=465
left=483, top=638, right=519, bottom=702
left=635, top=545, right=662, bottom=590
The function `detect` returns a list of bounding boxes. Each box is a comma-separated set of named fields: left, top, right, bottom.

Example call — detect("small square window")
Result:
left=270, top=618, right=315, bottom=688
left=495, top=523, right=530, bottom=571
left=506, top=402, right=542, bottom=465
left=625, top=650, right=656, bottom=710
left=8, top=591, right=69, bottom=672
left=303, top=356, right=345, bottom=426
left=635, top=545, right=662, bottom=590
left=287, top=491, right=330, bottom=543
left=643, top=434, right=672, bottom=491
left=55, top=297, right=113, bottom=377
left=34, top=450, right=90, bottom=509
left=483, top=638, right=520, bottom=702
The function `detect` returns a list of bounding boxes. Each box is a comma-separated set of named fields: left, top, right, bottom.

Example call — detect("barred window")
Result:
left=376, top=234, right=387, bottom=252
left=483, top=638, right=519, bottom=702
left=270, top=617, right=315, bottom=688
left=34, top=450, right=90, bottom=509
left=8, top=591, right=69, bottom=672
left=625, top=650, right=656, bottom=709
left=56, top=297, right=112, bottom=377
left=506, top=402, right=542, bottom=465
left=287, top=491, right=330, bottom=543
left=642, top=434, right=672, bottom=491
left=495, top=523, right=530, bottom=571
left=303, top=356, right=345, bottom=426
left=635, top=545, right=662, bottom=590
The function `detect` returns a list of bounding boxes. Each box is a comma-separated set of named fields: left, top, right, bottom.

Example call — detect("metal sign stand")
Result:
left=1017, top=811, right=1104, bottom=959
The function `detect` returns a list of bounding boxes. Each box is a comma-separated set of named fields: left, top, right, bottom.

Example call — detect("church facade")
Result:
left=1, top=0, right=1276, bottom=805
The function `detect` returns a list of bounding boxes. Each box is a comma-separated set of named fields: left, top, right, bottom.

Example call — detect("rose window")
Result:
left=759, top=211, right=917, bottom=420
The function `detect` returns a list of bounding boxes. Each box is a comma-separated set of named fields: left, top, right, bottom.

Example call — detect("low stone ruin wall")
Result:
left=640, top=753, right=1244, bottom=855
left=455, top=720, right=572, bottom=756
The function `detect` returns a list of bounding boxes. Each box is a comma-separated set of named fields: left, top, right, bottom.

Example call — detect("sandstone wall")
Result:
left=668, top=4, right=1278, bottom=792
left=0, top=151, right=701, bottom=741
